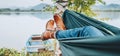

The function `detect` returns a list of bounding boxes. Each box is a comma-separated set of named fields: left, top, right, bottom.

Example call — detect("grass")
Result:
left=26, top=51, right=54, bottom=56
left=0, top=48, right=25, bottom=56
left=0, top=48, right=54, bottom=56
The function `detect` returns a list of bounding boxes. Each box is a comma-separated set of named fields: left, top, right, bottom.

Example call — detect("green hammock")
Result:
left=58, top=9, right=120, bottom=56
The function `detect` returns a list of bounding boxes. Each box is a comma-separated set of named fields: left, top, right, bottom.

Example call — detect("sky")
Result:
left=0, top=0, right=53, bottom=8
left=0, top=0, right=120, bottom=8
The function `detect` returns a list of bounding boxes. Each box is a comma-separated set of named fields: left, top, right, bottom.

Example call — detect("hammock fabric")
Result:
left=58, top=9, right=120, bottom=56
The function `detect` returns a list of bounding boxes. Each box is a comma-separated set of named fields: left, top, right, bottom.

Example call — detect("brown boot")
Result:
left=42, top=20, right=55, bottom=40
left=54, top=14, right=66, bottom=30
left=42, top=31, right=54, bottom=40
left=46, top=20, right=55, bottom=31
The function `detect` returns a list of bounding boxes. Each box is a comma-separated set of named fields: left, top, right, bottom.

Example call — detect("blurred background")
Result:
left=0, top=0, right=120, bottom=51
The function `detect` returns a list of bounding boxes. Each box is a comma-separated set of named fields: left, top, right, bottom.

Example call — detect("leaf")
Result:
left=98, top=0, right=106, bottom=5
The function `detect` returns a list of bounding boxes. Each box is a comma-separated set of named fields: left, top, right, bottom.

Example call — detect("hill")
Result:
left=92, top=4, right=120, bottom=10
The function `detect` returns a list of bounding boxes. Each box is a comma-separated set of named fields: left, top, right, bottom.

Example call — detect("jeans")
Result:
left=55, top=26, right=104, bottom=39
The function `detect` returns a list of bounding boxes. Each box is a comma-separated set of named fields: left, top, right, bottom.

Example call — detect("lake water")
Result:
left=0, top=11, right=120, bottom=51
left=94, top=11, right=120, bottom=27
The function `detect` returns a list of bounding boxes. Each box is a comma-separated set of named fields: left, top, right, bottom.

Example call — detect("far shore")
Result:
left=93, top=10, right=120, bottom=12
left=0, top=10, right=120, bottom=13
left=0, top=11, right=53, bottom=14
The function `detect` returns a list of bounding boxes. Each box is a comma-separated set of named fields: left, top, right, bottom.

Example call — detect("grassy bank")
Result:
left=0, top=48, right=54, bottom=56
left=0, top=48, right=25, bottom=56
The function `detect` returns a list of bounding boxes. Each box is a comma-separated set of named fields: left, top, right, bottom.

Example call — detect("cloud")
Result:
left=103, top=0, right=120, bottom=4
left=0, top=0, right=42, bottom=8
left=0, top=0, right=119, bottom=8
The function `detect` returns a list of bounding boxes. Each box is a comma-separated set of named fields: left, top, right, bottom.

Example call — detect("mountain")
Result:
left=0, top=3, right=53, bottom=11
left=31, top=3, right=53, bottom=10
left=92, top=4, right=120, bottom=10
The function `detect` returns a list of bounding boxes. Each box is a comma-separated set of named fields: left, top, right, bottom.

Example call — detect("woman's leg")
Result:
left=55, top=26, right=104, bottom=39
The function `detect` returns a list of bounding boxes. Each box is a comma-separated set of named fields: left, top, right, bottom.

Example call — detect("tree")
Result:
left=15, top=8, right=20, bottom=11
left=67, top=0, right=105, bottom=16
left=31, top=9, right=35, bottom=11
left=40, top=0, right=105, bottom=17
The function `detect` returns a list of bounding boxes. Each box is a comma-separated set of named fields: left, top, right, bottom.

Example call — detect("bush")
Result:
left=0, top=48, right=54, bottom=56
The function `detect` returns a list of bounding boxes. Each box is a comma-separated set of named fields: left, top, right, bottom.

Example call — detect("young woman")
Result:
left=42, top=14, right=104, bottom=40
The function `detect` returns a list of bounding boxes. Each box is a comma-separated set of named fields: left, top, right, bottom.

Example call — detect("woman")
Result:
left=42, top=14, right=104, bottom=40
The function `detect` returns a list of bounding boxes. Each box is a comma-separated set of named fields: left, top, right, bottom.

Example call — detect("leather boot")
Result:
left=42, top=20, right=55, bottom=40
left=54, top=14, right=66, bottom=30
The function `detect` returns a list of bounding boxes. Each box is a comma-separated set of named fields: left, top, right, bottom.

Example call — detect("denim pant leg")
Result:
left=55, top=26, right=104, bottom=39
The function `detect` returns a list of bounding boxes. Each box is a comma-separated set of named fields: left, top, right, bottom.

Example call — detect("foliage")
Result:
left=67, top=0, right=105, bottom=17
left=0, top=48, right=25, bottom=56
left=43, top=5, right=55, bottom=11
left=26, top=51, right=54, bottom=56
left=41, top=0, right=105, bottom=17
left=0, top=48, right=54, bottom=56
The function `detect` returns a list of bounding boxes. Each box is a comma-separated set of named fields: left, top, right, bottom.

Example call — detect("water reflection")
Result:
left=0, top=12, right=53, bottom=19
left=0, top=12, right=53, bottom=51
left=31, top=12, right=53, bottom=19
left=95, top=11, right=120, bottom=20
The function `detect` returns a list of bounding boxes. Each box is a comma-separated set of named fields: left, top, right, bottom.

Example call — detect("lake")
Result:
left=0, top=11, right=120, bottom=51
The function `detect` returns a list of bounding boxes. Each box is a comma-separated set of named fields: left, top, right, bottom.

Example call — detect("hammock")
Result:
left=59, top=9, right=120, bottom=56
